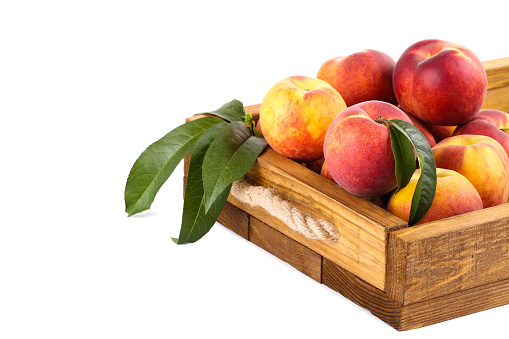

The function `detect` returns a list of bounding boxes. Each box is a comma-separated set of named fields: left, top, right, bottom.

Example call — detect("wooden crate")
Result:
left=186, top=57, right=509, bottom=331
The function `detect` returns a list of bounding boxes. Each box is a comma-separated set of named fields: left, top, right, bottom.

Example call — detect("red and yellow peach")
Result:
left=387, top=168, right=483, bottom=225
left=454, top=109, right=509, bottom=157
left=432, top=134, right=509, bottom=208
left=260, top=76, right=347, bottom=162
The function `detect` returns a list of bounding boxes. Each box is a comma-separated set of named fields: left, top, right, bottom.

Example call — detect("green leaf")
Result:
left=202, top=121, right=268, bottom=213
left=124, top=116, right=224, bottom=216
left=387, top=119, right=437, bottom=226
left=244, top=112, right=264, bottom=138
left=174, top=122, right=230, bottom=244
left=196, top=99, right=246, bottom=122
left=388, top=124, right=416, bottom=192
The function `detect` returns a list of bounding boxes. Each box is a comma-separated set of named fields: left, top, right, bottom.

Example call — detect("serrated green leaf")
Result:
left=174, top=122, right=230, bottom=244
left=387, top=119, right=437, bottom=226
left=388, top=124, right=416, bottom=192
left=202, top=121, right=268, bottom=213
left=196, top=99, right=246, bottom=122
left=124, top=116, right=224, bottom=216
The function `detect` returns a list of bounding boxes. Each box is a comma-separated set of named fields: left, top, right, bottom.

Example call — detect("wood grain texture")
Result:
left=250, top=217, right=322, bottom=282
left=321, top=257, right=403, bottom=329
left=217, top=201, right=250, bottom=240
left=245, top=103, right=261, bottom=118
left=400, top=277, right=509, bottom=330
left=324, top=256, right=509, bottom=331
left=482, top=57, right=509, bottom=112
left=387, top=203, right=509, bottom=305
left=229, top=147, right=407, bottom=291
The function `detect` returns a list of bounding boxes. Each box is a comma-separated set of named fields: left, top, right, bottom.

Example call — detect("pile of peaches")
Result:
left=258, top=39, right=509, bottom=225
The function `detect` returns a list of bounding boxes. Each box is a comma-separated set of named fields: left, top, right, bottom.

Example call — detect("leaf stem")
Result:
left=244, top=113, right=264, bottom=138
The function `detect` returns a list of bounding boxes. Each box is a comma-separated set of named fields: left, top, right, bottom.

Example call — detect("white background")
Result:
left=1, top=1, right=508, bottom=338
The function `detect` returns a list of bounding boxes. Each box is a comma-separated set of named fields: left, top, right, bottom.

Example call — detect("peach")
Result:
left=421, top=122, right=456, bottom=143
left=255, top=119, right=263, bottom=136
left=317, top=49, right=397, bottom=106
left=260, top=76, right=347, bottom=162
left=405, top=112, right=456, bottom=143
left=406, top=113, right=436, bottom=147
left=323, top=100, right=413, bottom=198
left=432, top=135, right=509, bottom=208
left=393, top=39, right=487, bottom=126
left=320, top=161, right=335, bottom=182
left=387, top=168, right=483, bottom=225
left=454, top=109, right=509, bottom=157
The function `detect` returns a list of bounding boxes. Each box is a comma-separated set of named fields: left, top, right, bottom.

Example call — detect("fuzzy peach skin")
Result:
left=454, top=109, right=509, bottom=157
left=260, top=76, right=347, bottom=162
left=393, top=39, right=487, bottom=126
left=323, top=100, right=413, bottom=198
left=320, top=161, right=335, bottom=182
left=406, top=113, right=436, bottom=147
left=405, top=112, right=456, bottom=143
left=317, top=49, right=397, bottom=106
left=432, top=135, right=509, bottom=208
left=421, top=121, right=456, bottom=143
left=387, top=168, right=483, bottom=225
left=255, top=119, right=263, bottom=136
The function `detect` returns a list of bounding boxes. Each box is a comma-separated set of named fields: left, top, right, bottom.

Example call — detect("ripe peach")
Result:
left=421, top=122, right=456, bottom=143
left=255, top=119, right=263, bottom=136
left=405, top=112, right=456, bottom=143
left=317, top=49, right=397, bottom=106
left=320, top=161, right=335, bottom=182
left=406, top=113, right=436, bottom=147
left=260, top=76, right=347, bottom=162
left=454, top=109, right=509, bottom=157
left=393, top=39, right=487, bottom=126
left=432, top=135, right=509, bottom=208
left=387, top=168, right=483, bottom=225
left=323, top=100, right=413, bottom=198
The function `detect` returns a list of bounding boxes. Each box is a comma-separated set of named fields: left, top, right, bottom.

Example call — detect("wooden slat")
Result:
left=245, top=103, right=261, bottom=118
left=321, top=257, right=403, bottom=330
left=400, top=277, right=509, bottom=330
left=387, top=203, right=509, bottom=305
left=482, top=57, right=509, bottom=112
left=217, top=201, right=249, bottom=240
left=250, top=217, right=322, bottom=282
left=324, top=255, right=509, bottom=331
left=230, top=148, right=406, bottom=291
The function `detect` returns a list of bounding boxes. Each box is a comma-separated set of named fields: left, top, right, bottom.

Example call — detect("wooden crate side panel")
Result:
left=400, top=277, right=509, bottom=330
left=322, top=258, right=403, bottom=330
left=387, top=204, right=509, bottom=305
left=217, top=201, right=250, bottom=240
left=230, top=148, right=407, bottom=291
left=250, top=217, right=322, bottom=282
left=228, top=189, right=390, bottom=291
left=482, top=57, right=509, bottom=112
